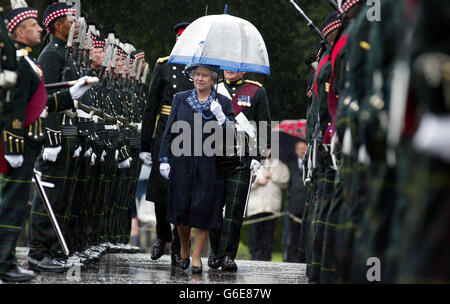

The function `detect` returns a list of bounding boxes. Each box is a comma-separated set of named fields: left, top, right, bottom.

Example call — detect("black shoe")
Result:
left=28, top=256, right=67, bottom=273
left=171, top=253, right=181, bottom=266
left=192, top=262, right=203, bottom=275
left=151, top=239, right=166, bottom=260
left=0, top=266, right=36, bottom=282
left=208, top=251, right=222, bottom=269
left=221, top=256, right=238, bottom=272
left=179, top=257, right=190, bottom=270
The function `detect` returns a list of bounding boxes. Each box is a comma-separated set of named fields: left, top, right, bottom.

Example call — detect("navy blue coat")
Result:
left=159, top=89, right=234, bottom=230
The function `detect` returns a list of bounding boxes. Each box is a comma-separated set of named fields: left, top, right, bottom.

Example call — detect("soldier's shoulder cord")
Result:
left=156, top=56, right=170, bottom=64
left=245, top=80, right=263, bottom=88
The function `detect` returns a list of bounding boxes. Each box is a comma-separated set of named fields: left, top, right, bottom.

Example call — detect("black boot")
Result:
left=221, top=256, right=238, bottom=272
left=208, top=251, right=222, bottom=269
left=0, top=267, right=36, bottom=282
left=28, top=256, right=68, bottom=273
left=151, top=238, right=166, bottom=260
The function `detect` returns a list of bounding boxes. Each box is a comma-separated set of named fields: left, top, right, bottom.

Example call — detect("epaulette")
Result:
left=16, top=47, right=32, bottom=58
left=157, top=56, right=170, bottom=63
left=245, top=80, right=263, bottom=87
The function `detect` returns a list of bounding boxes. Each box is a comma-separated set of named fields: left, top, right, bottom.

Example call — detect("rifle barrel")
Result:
left=45, top=78, right=99, bottom=90
left=289, top=0, right=325, bottom=40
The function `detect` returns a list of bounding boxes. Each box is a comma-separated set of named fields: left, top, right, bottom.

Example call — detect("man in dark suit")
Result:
left=139, top=23, right=193, bottom=264
left=282, top=140, right=308, bottom=263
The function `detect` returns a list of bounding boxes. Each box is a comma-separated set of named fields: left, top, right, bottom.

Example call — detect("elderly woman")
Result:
left=159, top=64, right=234, bottom=274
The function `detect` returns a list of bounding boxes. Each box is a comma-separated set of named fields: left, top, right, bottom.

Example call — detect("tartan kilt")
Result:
left=66, top=135, right=91, bottom=251
left=298, top=175, right=314, bottom=263
left=209, top=167, right=251, bottom=259
left=304, top=171, right=318, bottom=280
left=350, top=159, right=396, bottom=283
left=299, top=172, right=317, bottom=270
left=108, top=165, right=126, bottom=243
left=395, top=149, right=450, bottom=283
left=62, top=135, right=86, bottom=252
left=84, top=140, right=105, bottom=246
left=29, top=135, right=78, bottom=259
left=98, top=145, right=118, bottom=243
left=333, top=152, right=358, bottom=283
left=309, top=146, right=336, bottom=282
left=91, top=144, right=116, bottom=244
left=320, top=148, right=344, bottom=283
left=0, top=141, right=40, bottom=272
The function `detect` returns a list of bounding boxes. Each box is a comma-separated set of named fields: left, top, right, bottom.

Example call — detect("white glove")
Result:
left=159, top=163, right=170, bottom=180
left=40, top=108, right=48, bottom=119
left=73, top=146, right=82, bottom=158
left=250, top=159, right=261, bottom=171
left=69, top=76, right=97, bottom=103
left=43, top=146, right=62, bottom=162
left=115, top=149, right=119, bottom=161
left=100, top=150, right=107, bottom=162
left=5, top=155, right=24, bottom=168
left=84, top=147, right=92, bottom=158
left=413, top=113, right=450, bottom=162
left=90, top=152, right=97, bottom=166
left=139, top=152, right=152, bottom=166
left=210, top=100, right=226, bottom=125
left=118, top=157, right=132, bottom=169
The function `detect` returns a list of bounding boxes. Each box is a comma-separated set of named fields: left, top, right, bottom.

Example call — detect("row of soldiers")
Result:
left=300, top=0, right=449, bottom=283
left=0, top=1, right=149, bottom=282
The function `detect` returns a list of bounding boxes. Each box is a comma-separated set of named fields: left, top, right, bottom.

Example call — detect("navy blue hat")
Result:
left=183, top=63, right=223, bottom=82
left=43, top=2, right=77, bottom=30
left=6, top=6, right=38, bottom=33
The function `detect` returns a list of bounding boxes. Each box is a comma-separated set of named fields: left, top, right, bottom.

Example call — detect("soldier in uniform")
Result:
left=302, top=11, right=342, bottom=283
left=27, top=1, right=85, bottom=271
left=208, top=70, right=271, bottom=272
left=139, top=22, right=193, bottom=264
left=0, top=1, right=94, bottom=282
left=0, top=4, right=18, bottom=128
left=323, top=0, right=363, bottom=283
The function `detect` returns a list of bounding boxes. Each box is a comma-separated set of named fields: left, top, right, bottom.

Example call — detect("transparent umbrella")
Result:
left=169, top=13, right=270, bottom=75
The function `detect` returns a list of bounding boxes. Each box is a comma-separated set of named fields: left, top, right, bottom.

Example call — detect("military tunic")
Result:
left=29, top=37, right=79, bottom=260
left=209, top=78, right=272, bottom=260
left=0, top=42, right=74, bottom=273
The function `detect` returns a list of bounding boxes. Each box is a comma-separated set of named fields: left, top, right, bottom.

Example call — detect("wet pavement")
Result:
left=13, top=247, right=308, bottom=284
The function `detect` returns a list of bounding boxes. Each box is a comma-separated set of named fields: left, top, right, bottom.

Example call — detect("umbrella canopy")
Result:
left=274, top=120, right=307, bottom=140
left=169, top=14, right=270, bottom=75
left=272, top=120, right=307, bottom=164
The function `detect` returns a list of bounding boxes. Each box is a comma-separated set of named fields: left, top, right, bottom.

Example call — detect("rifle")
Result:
left=289, top=0, right=326, bottom=41
left=33, top=169, right=70, bottom=256
left=45, top=77, right=100, bottom=90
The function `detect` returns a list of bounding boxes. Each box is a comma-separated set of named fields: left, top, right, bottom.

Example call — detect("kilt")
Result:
left=96, top=144, right=118, bottom=244
left=65, top=135, right=91, bottom=251
left=395, top=150, right=450, bottom=283
left=299, top=172, right=316, bottom=265
left=309, top=146, right=337, bottom=282
left=350, top=159, right=395, bottom=283
left=209, top=167, right=251, bottom=259
left=298, top=175, right=314, bottom=263
left=83, top=138, right=105, bottom=246
left=0, top=141, right=40, bottom=272
left=335, top=156, right=368, bottom=283
left=29, top=135, right=78, bottom=259
left=320, top=148, right=344, bottom=283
